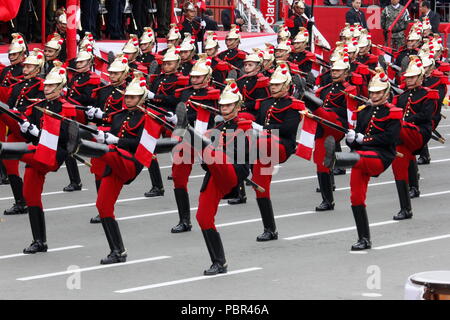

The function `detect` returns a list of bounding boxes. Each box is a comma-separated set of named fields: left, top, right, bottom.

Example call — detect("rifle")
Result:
left=136, top=105, right=175, bottom=131
left=34, top=106, right=99, bottom=134
left=188, top=100, right=221, bottom=114
left=0, top=102, right=25, bottom=123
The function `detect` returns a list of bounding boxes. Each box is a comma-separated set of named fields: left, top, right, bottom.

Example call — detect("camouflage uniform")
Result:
left=381, top=4, right=410, bottom=50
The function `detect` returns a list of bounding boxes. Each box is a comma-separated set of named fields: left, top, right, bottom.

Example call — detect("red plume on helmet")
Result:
left=139, top=77, right=146, bottom=87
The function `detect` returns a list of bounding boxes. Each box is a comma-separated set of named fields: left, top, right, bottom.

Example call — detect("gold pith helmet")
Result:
left=8, top=33, right=27, bottom=54
left=76, top=43, right=94, bottom=62
left=244, top=48, right=264, bottom=64
left=293, top=0, right=305, bottom=9
left=45, top=33, right=64, bottom=51
left=226, top=24, right=241, bottom=40
left=263, top=43, right=275, bottom=63
left=431, top=34, right=444, bottom=52
left=190, top=54, right=212, bottom=77
left=275, top=39, right=292, bottom=54
left=140, top=27, right=155, bottom=45
left=357, top=30, right=371, bottom=48
left=330, top=42, right=345, bottom=62
left=409, top=19, right=423, bottom=34
left=368, top=68, right=391, bottom=92
left=270, top=62, right=292, bottom=85
left=123, top=35, right=140, bottom=54
left=331, top=52, right=351, bottom=70
left=162, top=45, right=181, bottom=62
left=219, top=79, right=242, bottom=105
left=352, top=23, right=363, bottom=38
left=293, top=27, right=309, bottom=44
left=277, top=24, right=291, bottom=41
left=419, top=51, right=435, bottom=68
left=419, top=37, right=432, bottom=54
left=408, top=26, right=422, bottom=41
left=23, top=48, right=45, bottom=69
left=340, top=23, right=352, bottom=39
left=183, top=1, right=196, bottom=12
left=108, top=54, right=130, bottom=73
left=204, top=31, right=219, bottom=50
left=125, top=72, right=148, bottom=106
left=79, top=32, right=95, bottom=49
left=180, top=33, right=196, bottom=52
left=43, top=60, right=67, bottom=87
left=422, top=17, right=432, bottom=31
left=167, top=24, right=181, bottom=41
left=344, top=38, right=359, bottom=54
left=404, top=55, right=425, bottom=77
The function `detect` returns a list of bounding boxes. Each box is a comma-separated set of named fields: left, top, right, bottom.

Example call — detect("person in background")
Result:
left=221, top=0, right=245, bottom=31
left=203, top=9, right=219, bottom=31
left=346, top=0, right=368, bottom=30
left=381, top=0, right=410, bottom=50
left=420, top=1, right=440, bottom=33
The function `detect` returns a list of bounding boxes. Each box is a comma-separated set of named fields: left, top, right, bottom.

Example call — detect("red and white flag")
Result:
left=0, top=0, right=21, bottom=21
left=135, top=114, right=163, bottom=168
left=35, top=114, right=61, bottom=167
left=295, top=117, right=317, bottom=161
left=194, top=106, right=210, bottom=135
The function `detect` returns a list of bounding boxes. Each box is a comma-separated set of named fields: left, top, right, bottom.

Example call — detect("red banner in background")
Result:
left=0, top=0, right=22, bottom=21
left=260, top=0, right=278, bottom=26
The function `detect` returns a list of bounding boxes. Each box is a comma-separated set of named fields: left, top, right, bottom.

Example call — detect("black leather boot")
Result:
left=393, top=180, right=413, bottom=220
left=316, top=172, right=336, bottom=192
left=351, top=205, right=372, bottom=250
left=171, top=188, right=192, bottom=233
left=144, top=159, right=164, bottom=197
left=63, top=156, right=82, bottom=192
left=100, top=217, right=127, bottom=264
left=202, top=229, right=227, bottom=275
left=417, top=145, right=430, bottom=165
left=23, top=206, right=48, bottom=254
left=332, top=142, right=346, bottom=175
left=315, top=172, right=335, bottom=211
left=0, top=161, right=9, bottom=184
left=89, top=180, right=102, bottom=224
left=408, top=160, right=420, bottom=198
left=227, top=181, right=247, bottom=205
left=256, top=198, right=278, bottom=241
left=4, top=175, right=28, bottom=215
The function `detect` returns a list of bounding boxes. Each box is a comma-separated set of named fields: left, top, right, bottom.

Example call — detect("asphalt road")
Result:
left=0, top=109, right=450, bottom=300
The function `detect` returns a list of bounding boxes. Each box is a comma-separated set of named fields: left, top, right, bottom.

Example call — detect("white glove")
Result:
left=85, top=106, right=104, bottom=120
left=165, top=112, right=178, bottom=125
left=93, top=130, right=105, bottom=144
left=251, top=122, right=263, bottom=132
left=20, top=121, right=39, bottom=137
left=200, top=20, right=206, bottom=29
left=355, top=133, right=364, bottom=144
left=345, top=129, right=356, bottom=143
left=146, top=91, right=155, bottom=100
left=19, top=121, right=31, bottom=133
left=105, top=132, right=119, bottom=145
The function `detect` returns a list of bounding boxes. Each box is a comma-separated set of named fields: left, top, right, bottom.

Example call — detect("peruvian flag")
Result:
left=135, top=114, right=163, bottom=168
left=34, top=114, right=61, bottom=167
left=295, top=117, right=317, bottom=161
left=194, top=106, right=210, bottom=135
left=0, top=0, right=21, bottom=21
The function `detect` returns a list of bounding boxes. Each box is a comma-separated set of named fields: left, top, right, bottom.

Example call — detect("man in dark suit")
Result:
left=420, top=1, right=440, bottom=33
left=221, top=0, right=245, bottom=31
left=346, top=0, right=368, bottom=30
left=203, top=9, right=219, bottom=31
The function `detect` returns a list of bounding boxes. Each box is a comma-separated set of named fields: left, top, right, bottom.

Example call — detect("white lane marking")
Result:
left=335, top=180, right=395, bottom=191
left=272, top=175, right=316, bottom=184
left=430, top=158, right=450, bottom=163
left=61, top=163, right=85, bottom=168
left=45, top=196, right=149, bottom=212
left=114, top=267, right=263, bottom=293
left=117, top=204, right=229, bottom=221
left=16, top=256, right=171, bottom=281
left=421, top=190, right=450, bottom=197
left=284, top=221, right=398, bottom=241
left=0, top=189, right=88, bottom=201
left=373, top=234, right=450, bottom=250
left=0, top=245, right=84, bottom=260
left=438, top=124, right=450, bottom=127
left=216, top=211, right=315, bottom=228
left=362, top=293, right=383, bottom=297
left=428, top=146, right=446, bottom=150
left=349, top=251, right=368, bottom=255
left=189, top=174, right=205, bottom=179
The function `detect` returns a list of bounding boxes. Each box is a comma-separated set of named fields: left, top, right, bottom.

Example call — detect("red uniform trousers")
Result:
left=196, top=149, right=238, bottom=230
left=312, top=108, right=346, bottom=173
left=3, top=133, right=26, bottom=176
left=95, top=146, right=139, bottom=219
left=350, top=151, right=386, bottom=206
left=251, top=136, right=288, bottom=199
left=391, top=123, right=423, bottom=181
left=171, top=143, right=195, bottom=191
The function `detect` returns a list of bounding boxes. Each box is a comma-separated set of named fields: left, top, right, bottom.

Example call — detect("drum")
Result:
left=405, top=271, right=450, bottom=300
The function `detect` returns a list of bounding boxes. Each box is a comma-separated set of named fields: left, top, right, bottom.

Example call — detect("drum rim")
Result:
left=409, top=271, right=450, bottom=289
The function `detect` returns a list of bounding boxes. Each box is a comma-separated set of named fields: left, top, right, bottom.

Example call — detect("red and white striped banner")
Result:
left=135, top=114, right=163, bottom=168
left=295, top=117, right=317, bottom=161
left=35, top=114, right=60, bottom=167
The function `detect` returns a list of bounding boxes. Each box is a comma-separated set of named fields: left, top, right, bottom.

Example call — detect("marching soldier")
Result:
left=2, top=49, right=45, bottom=216
left=136, top=27, right=158, bottom=73
left=64, top=44, right=101, bottom=192
left=277, top=25, right=291, bottom=44
left=391, top=56, right=438, bottom=220
left=323, top=69, right=402, bottom=250
left=122, top=35, right=145, bottom=73
left=179, top=1, right=205, bottom=45
left=158, top=24, right=182, bottom=56
left=218, top=25, right=247, bottom=71
left=393, top=29, right=421, bottom=73
left=356, top=31, right=378, bottom=71
left=240, top=63, right=305, bottom=241
left=86, top=55, right=129, bottom=224
left=0, top=62, right=77, bottom=254
left=204, top=31, right=232, bottom=87
left=176, top=80, right=250, bottom=275
left=287, top=1, right=308, bottom=40
left=289, top=27, right=314, bottom=75
left=43, top=33, right=65, bottom=76
left=76, top=74, right=149, bottom=264
left=309, top=53, right=358, bottom=212
left=261, top=44, right=276, bottom=78
left=171, top=55, right=220, bottom=233
left=179, top=33, right=198, bottom=76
